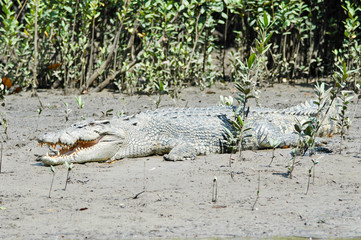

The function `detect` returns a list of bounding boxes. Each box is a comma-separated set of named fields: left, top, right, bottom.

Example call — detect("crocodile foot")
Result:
left=164, top=143, right=197, bottom=161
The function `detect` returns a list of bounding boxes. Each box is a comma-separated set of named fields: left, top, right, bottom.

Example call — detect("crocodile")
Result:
left=38, top=101, right=338, bottom=165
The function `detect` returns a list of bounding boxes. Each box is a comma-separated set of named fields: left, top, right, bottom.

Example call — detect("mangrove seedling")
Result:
left=221, top=53, right=258, bottom=162
left=293, top=82, right=334, bottom=157
left=268, top=138, right=280, bottom=166
left=37, top=95, right=44, bottom=128
left=288, top=148, right=298, bottom=179
left=75, top=96, right=85, bottom=120
left=75, top=96, right=84, bottom=109
left=101, top=108, right=113, bottom=117
left=48, top=165, right=56, bottom=198
left=212, top=176, right=218, bottom=203
left=0, top=112, right=8, bottom=140
left=63, top=102, right=72, bottom=123
left=154, top=79, right=168, bottom=109
left=251, top=170, right=260, bottom=211
left=305, top=158, right=320, bottom=195
left=332, top=91, right=353, bottom=154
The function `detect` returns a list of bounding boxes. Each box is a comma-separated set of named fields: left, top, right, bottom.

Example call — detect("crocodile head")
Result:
left=38, top=120, right=127, bottom=165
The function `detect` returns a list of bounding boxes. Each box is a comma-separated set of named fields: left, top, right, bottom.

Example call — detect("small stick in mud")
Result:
left=64, top=161, right=73, bottom=191
left=133, top=190, right=145, bottom=199
left=48, top=165, right=56, bottom=198
left=212, top=176, right=218, bottom=203
left=251, top=170, right=260, bottom=211
left=143, top=160, right=146, bottom=191
left=0, top=141, right=3, bottom=173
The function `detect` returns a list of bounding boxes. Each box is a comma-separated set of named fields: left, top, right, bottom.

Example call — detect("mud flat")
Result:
left=0, top=83, right=360, bottom=239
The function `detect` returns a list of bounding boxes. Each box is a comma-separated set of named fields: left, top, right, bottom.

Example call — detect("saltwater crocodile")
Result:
left=38, top=101, right=338, bottom=165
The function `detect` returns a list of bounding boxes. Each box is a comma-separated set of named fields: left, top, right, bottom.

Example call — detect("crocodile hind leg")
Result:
left=245, top=124, right=328, bottom=149
left=163, top=143, right=197, bottom=161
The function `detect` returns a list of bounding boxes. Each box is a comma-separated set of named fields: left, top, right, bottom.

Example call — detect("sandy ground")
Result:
left=0, top=83, right=360, bottom=239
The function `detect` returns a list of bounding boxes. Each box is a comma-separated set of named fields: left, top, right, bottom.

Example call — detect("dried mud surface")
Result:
left=0, top=83, right=361, bottom=239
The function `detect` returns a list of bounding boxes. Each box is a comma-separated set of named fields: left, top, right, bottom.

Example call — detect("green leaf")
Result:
left=264, top=32, right=273, bottom=45
left=116, top=12, right=122, bottom=21
left=159, top=80, right=164, bottom=91
left=304, top=125, right=313, bottom=136
left=50, top=165, right=55, bottom=173
left=237, top=116, right=244, bottom=126
left=247, top=53, right=256, bottom=69
left=302, top=120, right=313, bottom=126
left=65, top=161, right=73, bottom=170
left=294, top=124, right=302, bottom=133
left=145, top=0, right=151, bottom=8
left=64, top=6, right=73, bottom=13
left=263, top=11, right=269, bottom=27
left=94, top=12, right=101, bottom=19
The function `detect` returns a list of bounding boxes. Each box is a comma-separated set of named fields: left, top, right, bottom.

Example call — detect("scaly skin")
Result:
left=38, top=102, right=338, bottom=165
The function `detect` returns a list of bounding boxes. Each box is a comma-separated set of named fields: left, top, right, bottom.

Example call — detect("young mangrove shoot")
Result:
left=48, top=165, right=56, bottom=198
left=212, top=176, right=218, bottom=203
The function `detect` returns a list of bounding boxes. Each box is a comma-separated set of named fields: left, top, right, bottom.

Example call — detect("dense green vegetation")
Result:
left=0, top=0, right=360, bottom=94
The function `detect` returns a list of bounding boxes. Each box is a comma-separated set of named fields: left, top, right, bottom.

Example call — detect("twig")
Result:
left=15, top=0, right=28, bottom=20
left=133, top=190, right=145, bottom=199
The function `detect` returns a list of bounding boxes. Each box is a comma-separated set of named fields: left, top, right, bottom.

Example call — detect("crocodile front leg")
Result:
left=163, top=143, right=197, bottom=161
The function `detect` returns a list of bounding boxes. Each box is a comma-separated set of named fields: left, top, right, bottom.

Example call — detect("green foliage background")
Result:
left=0, top=0, right=360, bottom=94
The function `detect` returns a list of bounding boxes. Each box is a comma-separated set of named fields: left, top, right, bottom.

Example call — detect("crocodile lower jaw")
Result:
left=39, top=138, right=100, bottom=161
